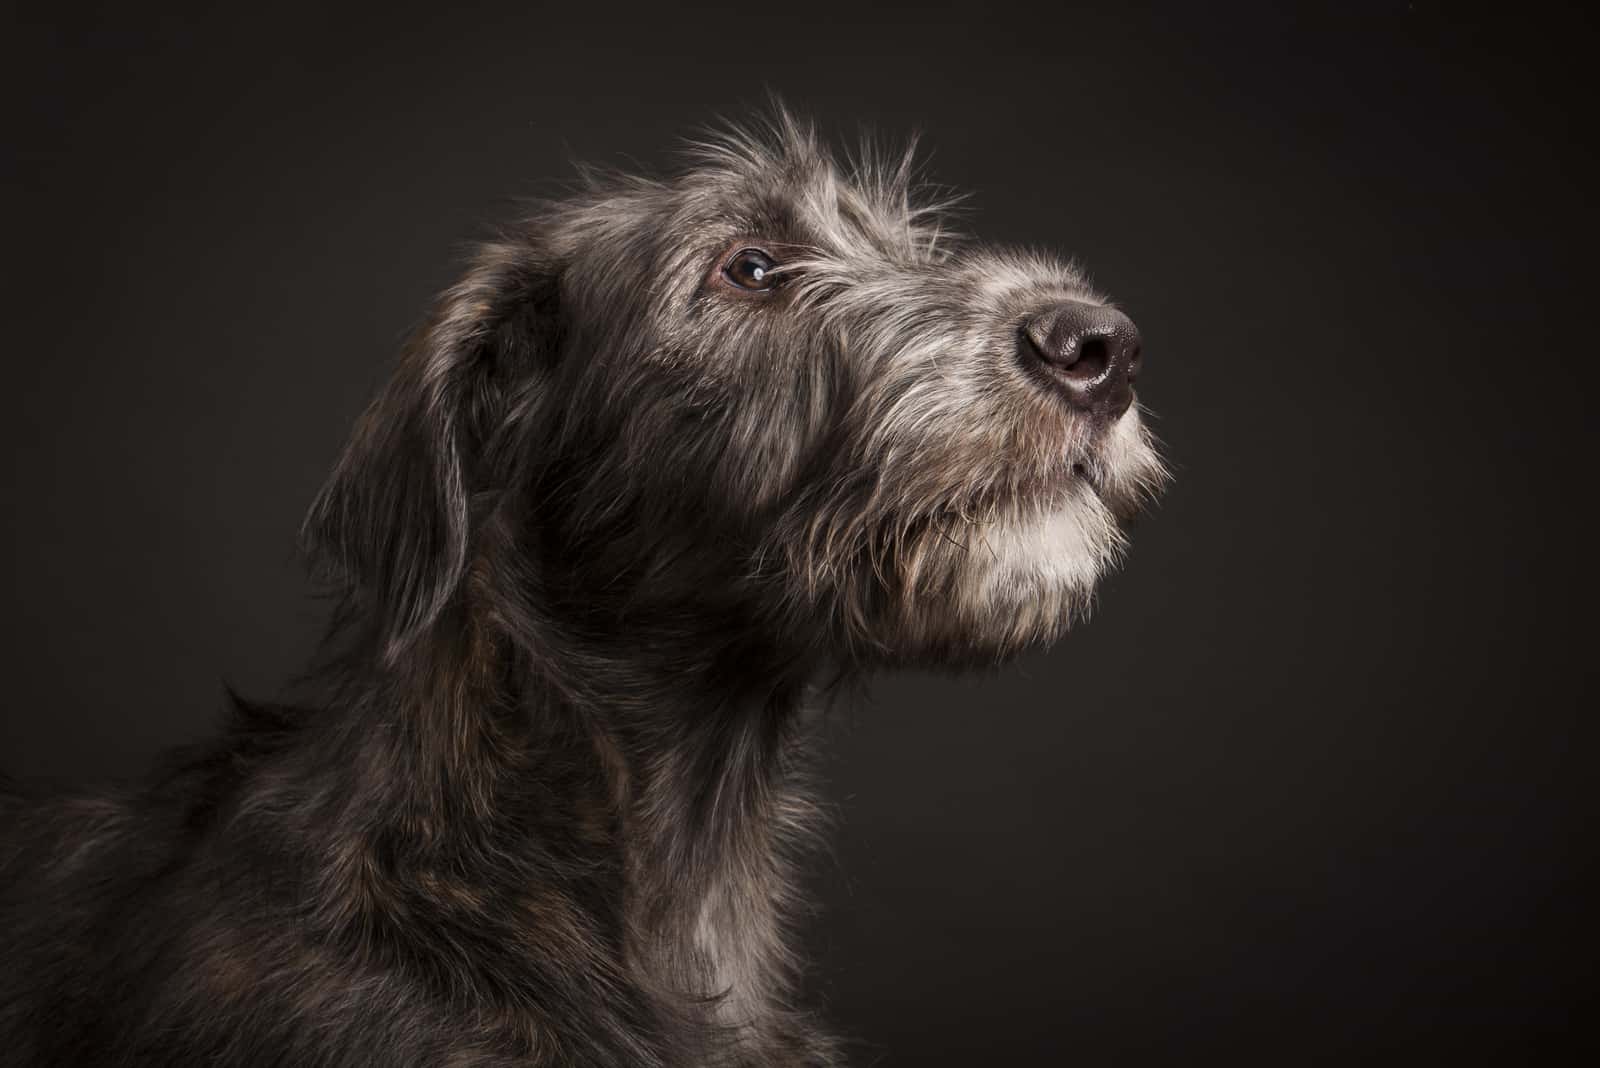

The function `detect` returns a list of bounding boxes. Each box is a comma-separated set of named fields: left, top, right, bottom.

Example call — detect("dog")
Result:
left=0, top=110, right=1166, bottom=1066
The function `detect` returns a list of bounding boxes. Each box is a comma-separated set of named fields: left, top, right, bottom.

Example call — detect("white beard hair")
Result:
left=955, top=482, right=1123, bottom=634
left=940, top=407, right=1162, bottom=649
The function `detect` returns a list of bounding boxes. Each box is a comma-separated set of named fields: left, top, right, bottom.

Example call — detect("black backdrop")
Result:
left=3, top=3, right=1586, bottom=1062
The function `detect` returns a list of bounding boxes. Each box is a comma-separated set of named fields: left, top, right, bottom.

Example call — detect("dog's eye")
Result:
left=722, top=248, right=780, bottom=292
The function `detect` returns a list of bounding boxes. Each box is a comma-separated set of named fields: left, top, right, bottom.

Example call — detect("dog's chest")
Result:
left=690, top=870, right=782, bottom=1030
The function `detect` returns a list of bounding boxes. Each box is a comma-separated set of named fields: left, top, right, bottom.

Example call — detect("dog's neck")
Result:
left=308, top=598, right=833, bottom=1047
left=594, top=675, right=827, bottom=1035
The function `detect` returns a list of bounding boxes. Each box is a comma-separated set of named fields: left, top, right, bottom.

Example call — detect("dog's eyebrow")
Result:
left=765, top=240, right=824, bottom=263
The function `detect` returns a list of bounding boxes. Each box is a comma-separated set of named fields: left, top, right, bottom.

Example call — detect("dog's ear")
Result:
left=301, top=240, right=552, bottom=662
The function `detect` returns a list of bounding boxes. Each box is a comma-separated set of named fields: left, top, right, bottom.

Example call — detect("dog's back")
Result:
left=0, top=723, right=300, bottom=1064
left=3, top=780, right=192, bottom=1061
left=0, top=702, right=714, bottom=1068
left=1, top=720, right=538, bottom=1067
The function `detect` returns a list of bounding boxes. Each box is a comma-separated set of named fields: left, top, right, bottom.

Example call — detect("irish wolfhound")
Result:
left=0, top=111, right=1165, bottom=1066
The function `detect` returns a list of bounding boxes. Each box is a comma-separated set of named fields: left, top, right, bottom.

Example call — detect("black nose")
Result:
left=1021, top=301, right=1142, bottom=416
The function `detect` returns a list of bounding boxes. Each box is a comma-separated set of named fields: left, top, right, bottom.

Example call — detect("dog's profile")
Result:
left=0, top=111, right=1166, bottom=1066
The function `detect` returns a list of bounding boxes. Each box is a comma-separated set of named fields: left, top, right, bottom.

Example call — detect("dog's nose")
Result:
left=1022, top=301, right=1142, bottom=416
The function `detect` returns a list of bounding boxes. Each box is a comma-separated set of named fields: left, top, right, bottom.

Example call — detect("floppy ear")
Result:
left=301, top=240, right=551, bottom=662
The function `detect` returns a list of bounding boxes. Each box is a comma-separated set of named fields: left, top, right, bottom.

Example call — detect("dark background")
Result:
left=3, top=2, right=1588, bottom=1062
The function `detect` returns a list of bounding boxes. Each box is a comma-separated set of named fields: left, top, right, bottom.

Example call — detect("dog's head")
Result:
left=304, top=112, right=1167, bottom=675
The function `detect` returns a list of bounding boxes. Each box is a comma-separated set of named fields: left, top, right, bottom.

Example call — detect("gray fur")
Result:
left=0, top=109, right=1165, bottom=1066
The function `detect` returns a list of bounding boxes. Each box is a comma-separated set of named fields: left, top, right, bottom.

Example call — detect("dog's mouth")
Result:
left=1070, top=461, right=1102, bottom=494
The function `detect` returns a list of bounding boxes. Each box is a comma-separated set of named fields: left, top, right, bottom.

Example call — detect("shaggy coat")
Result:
left=0, top=113, right=1165, bottom=1066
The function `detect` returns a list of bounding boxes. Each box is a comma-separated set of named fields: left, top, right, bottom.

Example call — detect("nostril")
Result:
left=1068, top=337, right=1110, bottom=380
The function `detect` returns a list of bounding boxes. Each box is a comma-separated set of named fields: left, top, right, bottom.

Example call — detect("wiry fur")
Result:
left=0, top=110, right=1166, bottom=1066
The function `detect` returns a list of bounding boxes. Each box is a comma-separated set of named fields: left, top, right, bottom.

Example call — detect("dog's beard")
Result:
left=870, top=407, right=1165, bottom=664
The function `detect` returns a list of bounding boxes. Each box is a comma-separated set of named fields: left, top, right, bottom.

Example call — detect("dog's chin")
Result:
left=866, top=409, right=1165, bottom=667
left=872, top=484, right=1114, bottom=666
